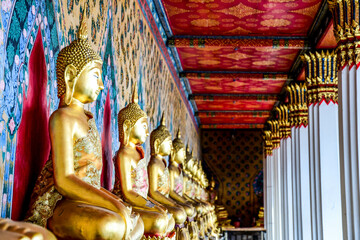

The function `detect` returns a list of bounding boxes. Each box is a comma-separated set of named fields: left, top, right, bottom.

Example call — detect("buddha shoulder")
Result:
left=168, top=164, right=178, bottom=173
left=117, top=146, right=141, bottom=161
left=49, top=108, right=76, bottom=129
left=149, top=155, right=163, bottom=167
left=50, top=107, right=88, bottom=121
left=49, top=108, right=89, bottom=137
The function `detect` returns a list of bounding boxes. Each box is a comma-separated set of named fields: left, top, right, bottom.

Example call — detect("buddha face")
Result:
left=210, top=179, right=215, bottom=189
left=187, top=158, right=194, bottom=172
left=129, top=117, right=149, bottom=145
left=72, top=61, right=104, bottom=103
left=173, top=147, right=185, bottom=164
left=158, top=136, right=172, bottom=156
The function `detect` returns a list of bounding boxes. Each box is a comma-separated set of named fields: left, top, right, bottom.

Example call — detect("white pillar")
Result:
left=280, top=135, right=293, bottom=240
left=318, top=101, right=343, bottom=239
left=303, top=51, right=343, bottom=240
left=268, top=153, right=275, bottom=240
left=285, top=137, right=294, bottom=240
left=281, top=138, right=288, bottom=240
left=264, top=130, right=274, bottom=240
left=287, top=82, right=312, bottom=239
left=297, top=126, right=311, bottom=240
left=290, top=126, right=300, bottom=240
left=308, top=103, right=321, bottom=240
left=273, top=147, right=282, bottom=240
left=338, top=52, right=360, bottom=240
left=327, top=2, right=360, bottom=236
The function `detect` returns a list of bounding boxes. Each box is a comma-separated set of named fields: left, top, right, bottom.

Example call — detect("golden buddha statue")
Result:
left=213, top=195, right=232, bottom=228
left=195, top=164, right=212, bottom=211
left=196, top=170, right=219, bottom=237
left=169, top=130, right=197, bottom=217
left=208, top=178, right=231, bottom=230
left=255, top=207, right=264, bottom=227
left=25, top=14, right=143, bottom=240
left=182, top=150, right=207, bottom=239
left=0, top=218, right=56, bottom=240
left=182, top=148, right=196, bottom=204
left=193, top=180, right=210, bottom=235
left=113, top=85, right=174, bottom=238
left=167, top=130, right=199, bottom=240
left=148, top=115, right=189, bottom=240
left=196, top=164, right=219, bottom=237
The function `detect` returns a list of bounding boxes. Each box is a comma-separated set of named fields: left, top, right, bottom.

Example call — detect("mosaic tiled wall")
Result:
left=0, top=0, right=200, bottom=218
left=202, top=130, right=263, bottom=227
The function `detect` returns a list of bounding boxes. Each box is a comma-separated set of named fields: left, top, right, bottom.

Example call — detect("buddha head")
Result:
left=196, top=163, right=202, bottom=181
left=192, top=160, right=199, bottom=181
left=118, top=82, right=148, bottom=146
left=184, top=145, right=194, bottom=176
left=150, top=113, right=172, bottom=156
left=171, top=129, right=185, bottom=164
left=210, top=176, right=215, bottom=191
left=56, top=13, right=103, bottom=105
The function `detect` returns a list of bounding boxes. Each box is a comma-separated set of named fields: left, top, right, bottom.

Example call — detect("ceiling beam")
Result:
left=167, top=37, right=309, bottom=50
left=189, top=94, right=279, bottom=101
left=201, top=123, right=265, bottom=129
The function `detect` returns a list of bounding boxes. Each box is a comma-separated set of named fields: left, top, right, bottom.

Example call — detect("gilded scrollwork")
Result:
left=267, top=120, right=280, bottom=149
left=302, top=51, right=338, bottom=104
left=286, top=83, right=308, bottom=127
left=263, top=130, right=273, bottom=156
left=276, top=105, right=291, bottom=139
left=328, top=0, right=360, bottom=67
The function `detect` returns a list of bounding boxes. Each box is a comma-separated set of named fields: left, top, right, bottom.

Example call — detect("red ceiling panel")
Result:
left=197, top=111, right=271, bottom=118
left=195, top=99, right=277, bottom=111
left=201, top=124, right=265, bottom=129
left=200, top=116, right=268, bottom=124
left=177, top=46, right=299, bottom=71
left=161, top=0, right=322, bottom=36
left=297, top=67, right=306, bottom=81
left=189, top=76, right=286, bottom=94
left=316, top=20, right=337, bottom=49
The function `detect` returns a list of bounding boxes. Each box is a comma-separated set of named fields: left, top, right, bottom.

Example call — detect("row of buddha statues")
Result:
left=0, top=15, right=223, bottom=240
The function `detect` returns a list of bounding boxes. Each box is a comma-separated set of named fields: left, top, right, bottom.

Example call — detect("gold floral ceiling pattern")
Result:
left=161, top=0, right=322, bottom=36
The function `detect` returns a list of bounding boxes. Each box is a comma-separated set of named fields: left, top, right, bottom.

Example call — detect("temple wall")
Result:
left=202, top=129, right=263, bottom=227
left=0, top=0, right=200, bottom=219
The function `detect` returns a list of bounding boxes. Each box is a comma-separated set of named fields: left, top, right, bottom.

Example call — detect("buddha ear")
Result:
left=123, top=119, right=131, bottom=146
left=170, top=146, right=174, bottom=158
left=64, top=64, right=78, bottom=105
left=154, top=139, right=161, bottom=154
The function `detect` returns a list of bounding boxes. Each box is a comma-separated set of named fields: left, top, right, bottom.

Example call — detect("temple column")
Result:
left=302, top=50, right=343, bottom=240
left=287, top=83, right=311, bottom=240
left=263, top=120, right=281, bottom=240
left=276, top=105, right=292, bottom=240
left=290, top=122, right=300, bottom=240
left=266, top=119, right=291, bottom=240
left=263, top=131, right=273, bottom=240
left=271, top=121, right=282, bottom=240
left=328, top=1, right=360, bottom=239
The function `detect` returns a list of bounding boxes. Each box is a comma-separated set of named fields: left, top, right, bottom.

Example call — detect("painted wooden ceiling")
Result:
left=155, top=0, right=336, bottom=129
